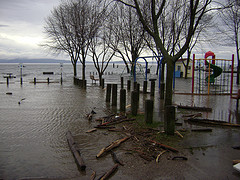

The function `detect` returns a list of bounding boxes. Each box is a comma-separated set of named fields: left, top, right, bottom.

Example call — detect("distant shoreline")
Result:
left=0, top=59, right=126, bottom=64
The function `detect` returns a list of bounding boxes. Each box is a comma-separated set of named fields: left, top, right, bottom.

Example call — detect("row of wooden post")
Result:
left=106, top=77, right=176, bottom=135
left=105, top=78, right=157, bottom=124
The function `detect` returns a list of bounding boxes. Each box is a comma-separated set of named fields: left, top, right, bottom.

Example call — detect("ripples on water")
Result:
left=0, top=63, right=239, bottom=179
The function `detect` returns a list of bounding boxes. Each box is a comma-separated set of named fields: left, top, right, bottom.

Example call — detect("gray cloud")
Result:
left=0, top=24, right=9, bottom=27
left=0, top=0, right=62, bottom=59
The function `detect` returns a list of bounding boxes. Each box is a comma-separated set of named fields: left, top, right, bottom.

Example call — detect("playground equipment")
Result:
left=192, top=51, right=234, bottom=95
left=133, top=56, right=164, bottom=89
left=204, top=51, right=222, bottom=84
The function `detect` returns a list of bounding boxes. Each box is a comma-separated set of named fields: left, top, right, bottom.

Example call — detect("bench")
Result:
left=90, top=75, right=99, bottom=84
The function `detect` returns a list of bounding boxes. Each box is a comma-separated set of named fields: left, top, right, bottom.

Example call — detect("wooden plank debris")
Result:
left=177, top=105, right=212, bottom=112
left=156, top=150, right=167, bottom=163
left=175, top=131, right=184, bottom=138
left=100, top=164, right=118, bottom=180
left=90, top=170, right=96, bottom=180
left=182, top=113, right=202, bottom=118
left=85, top=128, right=97, bottom=133
left=66, top=131, right=86, bottom=170
left=135, top=150, right=154, bottom=161
left=149, top=140, right=179, bottom=153
left=186, top=118, right=240, bottom=127
left=96, top=137, right=129, bottom=158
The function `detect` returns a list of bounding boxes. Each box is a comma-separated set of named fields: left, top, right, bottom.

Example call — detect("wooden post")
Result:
left=112, top=84, right=117, bottom=106
left=150, top=79, right=156, bottom=96
left=120, top=89, right=126, bottom=112
left=134, top=81, right=137, bottom=91
left=160, top=82, right=165, bottom=99
left=6, top=77, right=9, bottom=86
left=131, top=91, right=138, bottom=116
left=143, top=81, right=147, bottom=94
left=127, top=80, right=131, bottom=91
left=164, top=105, right=175, bottom=135
left=136, top=83, right=140, bottom=104
left=145, top=99, right=153, bottom=124
left=101, top=79, right=105, bottom=89
left=121, top=77, right=124, bottom=89
left=20, top=77, right=23, bottom=85
left=106, top=84, right=112, bottom=103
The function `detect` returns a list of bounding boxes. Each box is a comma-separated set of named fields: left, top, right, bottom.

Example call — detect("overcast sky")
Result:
left=0, top=0, right=236, bottom=61
left=0, top=0, right=69, bottom=60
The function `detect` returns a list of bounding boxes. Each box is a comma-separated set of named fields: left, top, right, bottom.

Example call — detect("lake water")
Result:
left=0, top=63, right=239, bottom=179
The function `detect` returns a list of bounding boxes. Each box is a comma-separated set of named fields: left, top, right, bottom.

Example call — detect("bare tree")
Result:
left=44, top=0, right=106, bottom=79
left=107, top=3, right=147, bottom=74
left=117, top=0, right=219, bottom=134
left=219, top=0, right=240, bottom=84
left=89, top=26, right=116, bottom=85
left=44, top=1, right=80, bottom=77
left=117, top=0, right=217, bottom=104
left=181, top=13, right=214, bottom=78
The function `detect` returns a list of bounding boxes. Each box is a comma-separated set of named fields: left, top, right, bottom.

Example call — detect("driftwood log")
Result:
left=156, top=150, right=167, bottom=163
left=149, top=140, right=179, bottom=153
left=96, top=137, right=129, bottom=158
left=177, top=105, right=212, bottom=112
left=96, top=116, right=135, bottom=128
left=186, top=118, right=240, bottom=127
left=90, top=170, right=96, bottom=180
left=175, top=131, right=183, bottom=138
left=100, top=164, right=118, bottom=180
left=182, top=113, right=202, bottom=118
left=66, top=131, right=86, bottom=170
left=86, top=128, right=97, bottom=133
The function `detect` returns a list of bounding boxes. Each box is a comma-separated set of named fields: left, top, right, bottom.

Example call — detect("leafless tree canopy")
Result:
left=44, top=0, right=107, bottom=78
left=218, top=0, right=240, bottom=84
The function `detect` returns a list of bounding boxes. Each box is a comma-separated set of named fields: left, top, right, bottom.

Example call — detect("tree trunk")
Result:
left=99, top=73, right=103, bottom=86
left=184, top=50, right=191, bottom=79
left=156, top=60, right=160, bottom=75
left=73, top=62, right=77, bottom=77
left=165, top=59, right=174, bottom=106
left=81, top=48, right=86, bottom=80
left=82, top=64, right=85, bottom=80
left=131, top=63, right=135, bottom=76
left=161, top=62, right=165, bottom=83
left=236, top=41, right=240, bottom=85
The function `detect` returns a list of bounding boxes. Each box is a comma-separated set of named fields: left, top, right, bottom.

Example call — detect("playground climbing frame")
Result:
left=192, top=53, right=234, bottom=95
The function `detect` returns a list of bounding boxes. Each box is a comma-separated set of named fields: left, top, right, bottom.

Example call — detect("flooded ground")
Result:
left=0, top=63, right=240, bottom=179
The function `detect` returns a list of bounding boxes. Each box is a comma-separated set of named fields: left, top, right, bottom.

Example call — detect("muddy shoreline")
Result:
left=69, top=110, right=240, bottom=180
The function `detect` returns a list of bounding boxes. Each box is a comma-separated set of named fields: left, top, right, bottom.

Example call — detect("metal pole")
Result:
left=60, top=63, right=63, bottom=85
left=230, top=54, right=234, bottom=96
left=192, top=54, right=195, bottom=94
left=19, top=63, right=23, bottom=85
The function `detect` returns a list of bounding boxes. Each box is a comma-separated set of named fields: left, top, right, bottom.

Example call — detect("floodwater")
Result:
left=0, top=63, right=240, bottom=179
